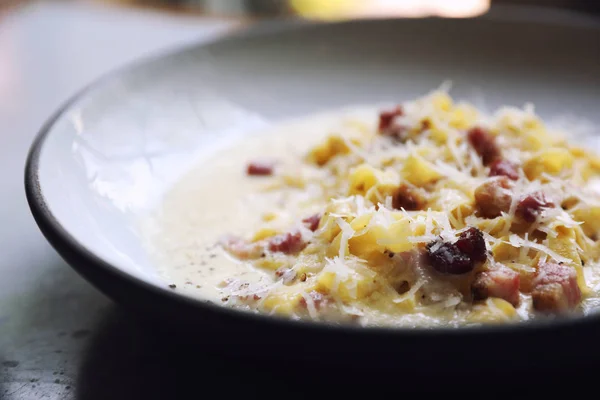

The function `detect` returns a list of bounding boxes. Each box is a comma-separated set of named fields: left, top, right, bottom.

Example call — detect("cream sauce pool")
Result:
left=141, top=108, right=377, bottom=309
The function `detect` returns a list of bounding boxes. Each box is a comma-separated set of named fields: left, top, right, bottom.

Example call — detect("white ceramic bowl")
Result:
left=25, top=16, right=600, bottom=368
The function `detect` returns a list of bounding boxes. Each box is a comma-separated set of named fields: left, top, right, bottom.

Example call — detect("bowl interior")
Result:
left=33, top=17, right=600, bottom=294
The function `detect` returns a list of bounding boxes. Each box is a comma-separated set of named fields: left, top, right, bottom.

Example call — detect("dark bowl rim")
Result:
left=24, top=11, right=600, bottom=338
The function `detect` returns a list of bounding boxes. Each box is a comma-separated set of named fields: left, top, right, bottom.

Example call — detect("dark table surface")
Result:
left=2, top=2, right=599, bottom=399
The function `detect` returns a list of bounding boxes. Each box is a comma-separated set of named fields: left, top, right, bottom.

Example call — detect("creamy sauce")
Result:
left=141, top=108, right=376, bottom=308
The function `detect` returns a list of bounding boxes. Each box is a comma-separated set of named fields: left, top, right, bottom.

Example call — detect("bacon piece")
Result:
left=302, top=214, right=321, bottom=232
left=378, top=106, right=408, bottom=142
left=246, top=160, right=275, bottom=176
left=516, top=192, right=554, bottom=223
left=426, top=241, right=473, bottom=274
left=455, top=227, right=487, bottom=263
left=219, top=235, right=263, bottom=260
left=489, top=159, right=519, bottom=180
left=472, top=265, right=520, bottom=306
left=378, top=106, right=404, bottom=132
left=474, top=176, right=514, bottom=218
left=268, top=231, right=306, bottom=254
left=467, top=126, right=501, bottom=166
left=299, top=290, right=330, bottom=311
left=391, top=184, right=425, bottom=211
left=426, top=227, right=487, bottom=275
left=531, top=261, right=581, bottom=313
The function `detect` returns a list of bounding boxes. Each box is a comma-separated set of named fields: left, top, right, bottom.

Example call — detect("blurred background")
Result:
left=2, top=0, right=600, bottom=19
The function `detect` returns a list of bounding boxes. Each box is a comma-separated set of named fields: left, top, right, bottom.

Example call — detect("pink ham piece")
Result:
left=378, top=106, right=404, bottom=132
left=467, top=126, right=501, bottom=166
left=219, top=235, right=264, bottom=260
left=302, top=214, right=321, bottom=232
left=472, top=265, right=520, bottom=307
left=246, top=160, right=275, bottom=176
left=268, top=231, right=306, bottom=254
left=378, top=106, right=408, bottom=142
left=531, top=261, right=582, bottom=313
left=489, top=159, right=519, bottom=180
left=516, top=191, right=554, bottom=223
left=299, top=290, right=330, bottom=311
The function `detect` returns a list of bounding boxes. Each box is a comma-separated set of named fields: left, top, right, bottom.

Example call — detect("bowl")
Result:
left=25, top=15, right=600, bottom=370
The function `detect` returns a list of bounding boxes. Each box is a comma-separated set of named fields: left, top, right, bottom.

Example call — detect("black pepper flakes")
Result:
left=168, top=284, right=177, bottom=289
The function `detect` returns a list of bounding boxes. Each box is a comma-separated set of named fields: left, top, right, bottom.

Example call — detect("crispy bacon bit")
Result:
left=268, top=231, right=306, bottom=254
left=302, top=214, right=321, bottom=232
left=378, top=106, right=409, bottom=141
left=299, top=290, right=330, bottom=310
left=456, top=227, right=487, bottom=263
left=474, top=176, right=514, bottom=218
left=426, top=241, right=472, bottom=274
left=378, top=106, right=404, bottom=132
left=392, top=184, right=425, bottom=211
left=246, top=160, right=275, bottom=176
left=426, top=227, right=487, bottom=275
left=516, top=192, right=554, bottom=223
left=531, top=261, right=581, bottom=313
left=467, top=126, right=501, bottom=166
left=489, top=159, right=519, bottom=180
left=472, top=265, right=520, bottom=306
left=219, top=235, right=263, bottom=260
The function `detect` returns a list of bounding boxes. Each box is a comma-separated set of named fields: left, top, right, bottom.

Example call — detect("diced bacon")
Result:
left=246, top=160, right=275, bottom=176
left=489, top=159, right=519, bottom=180
left=472, top=265, right=520, bottom=306
left=531, top=261, right=581, bottom=313
left=299, top=290, right=330, bottom=310
left=391, top=184, right=425, bottom=211
left=467, top=126, right=501, bottom=166
left=219, top=235, right=264, bottom=260
left=302, top=214, right=321, bottom=232
left=426, top=241, right=473, bottom=274
left=474, top=176, right=514, bottom=218
left=378, top=106, right=404, bottom=132
left=268, top=231, right=306, bottom=254
left=426, top=227, right=487, bottom=275
left=378, top=106, right=408, bottom=142
left=516, top=192, right=554, bottom=223
left=455, top=227, right=487, bottom=263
